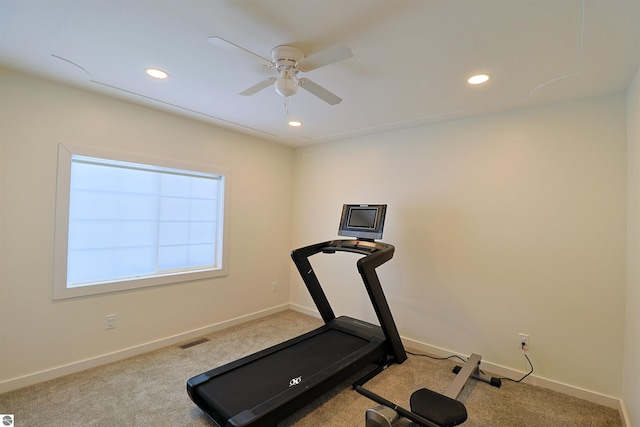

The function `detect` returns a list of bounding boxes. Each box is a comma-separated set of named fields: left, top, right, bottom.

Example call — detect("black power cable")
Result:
left=497, top=351, right=534, bottom=383
left=406, top=348, right=534, bottom=383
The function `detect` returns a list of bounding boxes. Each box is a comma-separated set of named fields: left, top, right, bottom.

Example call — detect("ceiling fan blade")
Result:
left=208, top=36, right=272, bottom=66
left=240, top=77, right=277, bottom=96
left=297, top=78, right=342, bottom=105
left=298, top=45, right=353, bottom=71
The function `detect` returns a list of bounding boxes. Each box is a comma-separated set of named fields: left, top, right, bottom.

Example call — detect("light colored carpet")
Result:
left=0, top=310, right=622, bottom=426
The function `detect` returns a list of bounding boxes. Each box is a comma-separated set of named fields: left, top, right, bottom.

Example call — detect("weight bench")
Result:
left=356, top=353, right=501, bottom=427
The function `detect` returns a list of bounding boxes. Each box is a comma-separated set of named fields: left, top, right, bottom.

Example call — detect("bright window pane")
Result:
left=66, top=155, right=223, bottom=287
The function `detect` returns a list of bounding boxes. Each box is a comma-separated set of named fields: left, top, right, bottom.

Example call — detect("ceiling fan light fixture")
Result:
left=288, top=120, right=302, bottom=127
left=275, top=70, right=298, bottom=97
left=146, top=68, right=169, bottom=79
left=467, top=73, right=491, bottom=85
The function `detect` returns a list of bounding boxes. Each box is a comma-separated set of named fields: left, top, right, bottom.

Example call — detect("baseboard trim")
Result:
left=289, top=307, right=630, bottom=423
left=401, top=336, right=623, bottom=411
left=3, top=303, right=627, bottom=424
left=274, top=306, right=628, bottom=415
left=0, top=304, right=290, bottom=394
left=619, top=399, right=631, bottom=427
left=288, top=302, right=322, bottom=319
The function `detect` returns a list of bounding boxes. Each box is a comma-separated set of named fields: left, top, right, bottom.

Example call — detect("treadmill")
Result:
left=187, top=204, right=406, bottom=427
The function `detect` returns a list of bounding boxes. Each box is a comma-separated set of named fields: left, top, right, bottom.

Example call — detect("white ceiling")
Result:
left=1, top=0, right=639, bottom=147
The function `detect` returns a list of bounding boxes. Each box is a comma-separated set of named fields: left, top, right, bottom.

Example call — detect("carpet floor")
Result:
left=0, top=310, right=622, bottom=426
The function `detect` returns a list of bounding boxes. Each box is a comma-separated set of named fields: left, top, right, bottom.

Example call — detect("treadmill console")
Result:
left=338, top=204, right=387, bottom=241
left=324, top=239, right=388, bottom=255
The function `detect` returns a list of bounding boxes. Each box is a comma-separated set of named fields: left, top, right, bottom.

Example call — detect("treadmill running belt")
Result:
left=196, top=328, right=369, bottom=421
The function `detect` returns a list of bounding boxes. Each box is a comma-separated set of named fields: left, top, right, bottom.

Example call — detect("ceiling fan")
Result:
left=208, top=36, right=353, bottom=105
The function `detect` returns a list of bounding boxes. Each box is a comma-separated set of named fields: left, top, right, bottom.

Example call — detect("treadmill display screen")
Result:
left=338, top=204, right=387, bottom=240
left=347, top=208, right=377, bottom=228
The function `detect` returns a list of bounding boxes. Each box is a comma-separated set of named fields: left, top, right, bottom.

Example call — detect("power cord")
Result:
left=497, top=344, right=534, bottom=383
left=406, top=350, right=467, bottom=365
left=406, top=345, right=534, bottom=384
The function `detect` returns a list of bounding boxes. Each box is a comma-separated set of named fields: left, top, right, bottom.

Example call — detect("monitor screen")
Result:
left=338, top=204, right=387, bottom=240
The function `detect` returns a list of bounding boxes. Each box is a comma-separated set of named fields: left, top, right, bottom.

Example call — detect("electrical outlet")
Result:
left=105, top=314, right=116, bottom=330
left=271, top=282, right=278, bottom=292
left=518, top=333, right=529, bottom=350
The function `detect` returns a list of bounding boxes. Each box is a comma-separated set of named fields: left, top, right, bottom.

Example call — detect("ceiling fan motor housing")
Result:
left=271, top=45, right=304, bottom=71
left=272, top=46, right=303, bottom=97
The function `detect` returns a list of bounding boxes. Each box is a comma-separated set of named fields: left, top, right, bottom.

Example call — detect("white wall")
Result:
left=0, top=66, right=633, bottom=412
left=624, top=66, right=640, bottom=427
left=0, top=69, right=293, bottom=389
left=291, top=94, right=627, bottom=399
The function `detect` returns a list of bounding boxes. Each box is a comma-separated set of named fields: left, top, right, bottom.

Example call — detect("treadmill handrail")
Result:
left=290, top=239, right=407, bottom=364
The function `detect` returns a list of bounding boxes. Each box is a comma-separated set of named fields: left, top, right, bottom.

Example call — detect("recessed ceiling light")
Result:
left=288, top=120, right=302, bottom=127
left=146, top=68, right=169, bottom=79
left=467, top=73, right=491, bottom=85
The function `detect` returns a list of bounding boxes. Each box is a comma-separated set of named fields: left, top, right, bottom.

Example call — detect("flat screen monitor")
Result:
left=338, top=204, right=387, bottom=241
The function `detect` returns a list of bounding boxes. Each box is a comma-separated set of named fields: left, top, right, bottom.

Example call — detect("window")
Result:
left=53, top=144, right=228, bottom=300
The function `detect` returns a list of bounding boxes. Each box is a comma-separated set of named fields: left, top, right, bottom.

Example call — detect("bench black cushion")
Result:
left=410, top=388, right=468, bottom=427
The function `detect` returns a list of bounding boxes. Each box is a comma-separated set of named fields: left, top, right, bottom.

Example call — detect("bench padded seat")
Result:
left=410, top=388, right=468, bottom=427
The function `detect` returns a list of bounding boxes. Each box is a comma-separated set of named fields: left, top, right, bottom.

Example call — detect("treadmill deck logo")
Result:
left=289, top=376, right=302, bottom=387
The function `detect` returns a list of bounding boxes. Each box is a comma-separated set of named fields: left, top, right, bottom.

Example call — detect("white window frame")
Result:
left=53, top=144, right=229, bottom=300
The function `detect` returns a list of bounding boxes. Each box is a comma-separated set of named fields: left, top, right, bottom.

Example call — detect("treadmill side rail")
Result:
left=291, top=240, right=407, bottom=364
left=290, top=241, right=336, bottom=323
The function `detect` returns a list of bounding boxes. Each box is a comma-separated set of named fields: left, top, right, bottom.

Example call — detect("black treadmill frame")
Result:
left=291, top=239, right=406, bottom=364
left=187, top=239, right=407, bottom=427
